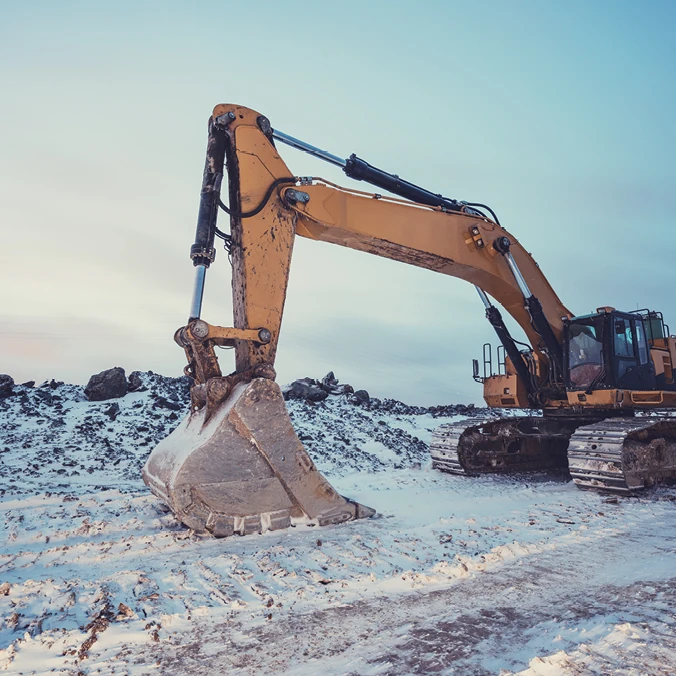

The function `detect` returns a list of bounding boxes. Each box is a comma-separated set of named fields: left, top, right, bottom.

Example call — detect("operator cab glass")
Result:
left=567, top=315, right=604, bottom=389
left=565, top=310, right=657, bottom=391
left=610, top=312, right=656, bottom=390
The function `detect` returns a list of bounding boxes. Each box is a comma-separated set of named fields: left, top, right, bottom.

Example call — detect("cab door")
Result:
left=612, top=317, right=656, bottom=390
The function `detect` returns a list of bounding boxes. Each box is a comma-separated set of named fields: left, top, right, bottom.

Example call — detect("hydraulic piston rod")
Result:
left=273, top=128, right=462, bottom=212
left=475, top=286, right=492, bottom=309
left=272, top=130, right=346, bottom=167
left=503, top=251, right=533, bottom=299
left=189, top=265, right=207, bottom=320
left=493, top=237, right=564, bottom=380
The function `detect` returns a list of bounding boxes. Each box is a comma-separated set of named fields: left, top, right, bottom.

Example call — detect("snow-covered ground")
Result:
left=1, top=375, right=675, bottom=674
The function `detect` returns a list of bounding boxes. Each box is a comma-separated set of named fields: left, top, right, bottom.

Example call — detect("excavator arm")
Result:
left=143, top=104, right=573, bottom=536
left=190, top=104, right=570, bottom=394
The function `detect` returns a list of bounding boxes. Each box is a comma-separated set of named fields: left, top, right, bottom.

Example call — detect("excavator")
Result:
left=142, top=104, right=676, bottom=537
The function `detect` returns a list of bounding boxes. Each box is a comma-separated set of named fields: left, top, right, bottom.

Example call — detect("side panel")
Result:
left=483, top=374, right=529, bottom=408
left=566, top=389, right=676, bottom=409
left=652, top=346, right=674, bottom=388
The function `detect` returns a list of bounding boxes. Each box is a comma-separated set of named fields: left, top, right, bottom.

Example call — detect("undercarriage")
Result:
left=431, top=414, right=676, bottom=494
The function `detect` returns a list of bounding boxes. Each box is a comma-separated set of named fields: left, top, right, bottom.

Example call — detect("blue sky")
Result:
left=1, top=1, right=675, bottom=404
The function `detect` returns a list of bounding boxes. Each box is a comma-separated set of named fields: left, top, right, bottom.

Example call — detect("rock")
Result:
left=350, top=389, right=370, bottom=405
left=0, top=582, right=10, bottom=596
left=0, top=375, right=14, bottom=398
left=104, top=403, right=120, bottom=421
left=20, top=380, right=35, bottom=388
left=153, top=396, right=182, bottom=411
left=283, top=378, right=329, bottom=402
left=34, top=390, right=54, bottom=405
left=284, top=372, right=360, bottom=402
left=84, top=368, right=128, bottom=401
left=128, top=371, right=148, bottom=393
left=321, top=372, right=353, bottom=395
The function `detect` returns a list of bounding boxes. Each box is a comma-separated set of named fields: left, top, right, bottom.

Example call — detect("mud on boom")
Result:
left=143, top=104, right=676, bottom=538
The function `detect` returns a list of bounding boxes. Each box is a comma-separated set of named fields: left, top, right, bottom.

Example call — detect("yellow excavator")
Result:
left=143, top=104, right=676, bottom=537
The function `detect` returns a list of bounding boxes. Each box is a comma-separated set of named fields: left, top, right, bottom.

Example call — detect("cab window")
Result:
left=614, top=319, right=635, bottom=358
left=568, top=320, right=603, bottom=388
left=635, top=320, right=649, bottom=365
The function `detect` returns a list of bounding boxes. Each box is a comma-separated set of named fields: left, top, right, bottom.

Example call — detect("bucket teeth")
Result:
left=210, top=514, right=236, bottom=538
left=142, top=378, right=374, bottom=536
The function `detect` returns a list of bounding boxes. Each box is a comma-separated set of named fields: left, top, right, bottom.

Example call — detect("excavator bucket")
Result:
left=143, top=378, right=375, bottom=536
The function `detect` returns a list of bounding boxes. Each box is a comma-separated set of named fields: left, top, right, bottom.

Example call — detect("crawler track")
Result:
left=432, top=415, right=676, bottom=495
left=568, top=417, right=676, bottom=494
left=431, top=416, right=574, bottom=476
left=430, top=417, right=487, bottom=475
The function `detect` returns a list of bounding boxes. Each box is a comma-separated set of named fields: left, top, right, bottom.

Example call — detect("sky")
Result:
left=1, top=0, right=675, bottom=405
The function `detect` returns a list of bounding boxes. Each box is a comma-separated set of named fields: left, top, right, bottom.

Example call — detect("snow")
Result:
left=1, top=374, right=676, bottom=674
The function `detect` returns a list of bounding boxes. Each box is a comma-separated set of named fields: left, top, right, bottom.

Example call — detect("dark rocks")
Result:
left=283, top=373, right=477, bottom=413
left=153, top=396, right=182, bottom=411
left=350, top=389, right=370, bottom=405
left=0, top=375, right=14, bottom=398
left=20, top=381, right=35, bottom=388
left=283, top=372, right=357, bottom=403
left=428, top=403, right=476, bottom=417
left=283, top=378, right=329, bottom=402
left=104, top=403, right=120, bottom=421
left=321, top=372, right=354, bottom=395
left=282, top=372, right=484, bottom=419
left=84, top=368, right=128, bottom=402
left=367, top=399, right=482, bottom=418
left=1, top=365, right=488, bottom=496
left=128, top=371, right=191, bottom=400
left=34, top=389, right=54, bottom=405
left=128, top=371, right=147, bottom=393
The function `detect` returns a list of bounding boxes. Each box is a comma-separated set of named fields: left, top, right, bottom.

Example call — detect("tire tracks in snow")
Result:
left=147, top=517, right=676, bottom=675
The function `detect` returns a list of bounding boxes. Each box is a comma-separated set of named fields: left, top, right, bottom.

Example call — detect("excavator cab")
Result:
left=564, top=309, right=657, bottom=393
left=437, top=306, right=676, bottom=492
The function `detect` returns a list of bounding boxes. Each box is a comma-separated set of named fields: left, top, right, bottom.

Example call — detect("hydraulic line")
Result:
left=218, top=177, right=296, bottom=219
